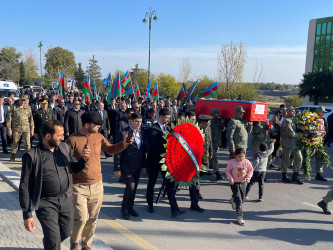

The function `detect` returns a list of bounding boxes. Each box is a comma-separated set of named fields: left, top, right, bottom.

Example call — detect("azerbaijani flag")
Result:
left=71, top=75, right=76, bottom=90
left=104, top=73, right=112, bottom=91
left=134, top=83, right=141, bottom=100
left=201, top=82, right=218, bottom=99
left=111, top=73, right=121, bottom=98
left=120, top=71, right=130, bottom=87
left=186, top=81, right=198, bottom=102
left=151, top=83, right=159, bottom=101
left=124, top=87, right=133, bottom=97
left=145, top=79, right=151, bottom=100
left=58, top=72, right=65, bottom=99
left=82, top=75, right=92, bottom=104
left=176, top=86, right=186, bottom=104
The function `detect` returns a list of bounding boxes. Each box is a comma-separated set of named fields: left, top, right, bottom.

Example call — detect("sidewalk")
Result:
left=0, top=158, right=111, bottom=250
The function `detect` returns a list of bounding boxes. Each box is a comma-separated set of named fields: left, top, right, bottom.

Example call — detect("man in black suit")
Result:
left=145, top=108, right=185, bottom=218
left=64, top=101, right=85, bottom=137
left=114, top=113, right=146, bottom=220
left=0, top=95, right=9, bottom=154
left=54, top=99, right=68, bottom=125
left=105, top=98, right=118, bottom=142
left=48, top=95, right=58, bottom=110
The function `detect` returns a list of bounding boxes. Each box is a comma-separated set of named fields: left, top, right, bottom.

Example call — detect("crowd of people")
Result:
left=0, top=87, right=330, bottom=249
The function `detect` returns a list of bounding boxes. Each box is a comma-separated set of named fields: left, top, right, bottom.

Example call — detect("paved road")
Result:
left=1, top=140, right=333, bottom=249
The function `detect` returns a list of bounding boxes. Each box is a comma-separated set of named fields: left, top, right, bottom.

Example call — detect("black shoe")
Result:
left=291, top=173, right=304, bottom=185
left=318, top=200, right=332, bottom=215
left=315, top=173, right=327, bottom=182
left=215, top=172, right=223, bottom=181
left=171, top=210, right=186, bottom=218
left=70, top=242, right=80, bottom=250
left=3, top=150, right=9, bottom=154
left=147, top=205, right=154, bottom=213
left=190, top=204, right=204, bottom=212
left=327, top=144, right=331, bottom=147
left=128, top=208, right=139, bottom=217
left=282, top=173, right=291, bottom=183
left=122, top=211, right=130, bottom=220
left=81, top=247, right=92, bottom=250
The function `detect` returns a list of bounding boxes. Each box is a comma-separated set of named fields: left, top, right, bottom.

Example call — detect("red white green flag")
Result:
left=120, top=71, right=130, bottom=87
left=58, top=72, right=65, bottom=99
left=82, top=75, right=92, bottom=104
left=151, top=83, right=159, bottom=101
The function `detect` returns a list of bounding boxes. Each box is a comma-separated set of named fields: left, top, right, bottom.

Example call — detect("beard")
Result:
left=48, top=137, right=59, bottom=148
left=88, top=126, right=98, bottom=134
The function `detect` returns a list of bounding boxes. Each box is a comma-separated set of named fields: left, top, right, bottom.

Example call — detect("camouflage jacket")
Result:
left=210, top=118, right=222, bottom=146
left=34, top=108, right=56, bottom=134
left=252, top=121, right=275, bottom=146
left=280, top=116, right=300, bottom=150
left=227, top=116, right=253, bottom=150
left=7, top=104, right=34, bottom=133
left=203, top=127, right=213, bottom=166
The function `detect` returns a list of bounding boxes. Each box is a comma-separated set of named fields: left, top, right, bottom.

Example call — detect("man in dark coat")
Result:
left=114, top=113, right=146, bottom=220
left=145, top=108, right=185, bottom=218
left=0, top=95, right=9, bottom=153
left=64, top=101, right=85, bottom=137
left=54, top=99, right=68, bottom=125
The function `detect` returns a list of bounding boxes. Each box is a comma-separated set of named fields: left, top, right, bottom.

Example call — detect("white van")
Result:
left=0, top=81, right=20, bottom=101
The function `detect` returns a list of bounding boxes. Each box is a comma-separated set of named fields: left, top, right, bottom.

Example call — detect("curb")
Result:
left=0, top=160, right=113, bottom=250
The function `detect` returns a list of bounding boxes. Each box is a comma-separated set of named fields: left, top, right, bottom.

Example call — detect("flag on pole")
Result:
left=176, top=86, right=186, bottom=104
left=58, top=72, right=65, bottom=99
left=151, top=83, right=159, bottom=101
left=145, top=79, right=151, bottom=100
left=111, top=73, right=121, bottom=98
left=134, top=83, right=141, bottom=100
left=201, top=82, right=218, bottom=99
left=71, top=75, right=76, bottom=90
left=96, top=86, right=100, bottom=101
left=192, top=88, right=203, bottom=103
left=82, top=75, right=92, bottom=104
left=124, top=87, right=133, bottom=97
left=120, top=71, right=131, bottom=87
left=186, top=81, right=198, bottom=102
left=103, top=73, right=112, bottom=91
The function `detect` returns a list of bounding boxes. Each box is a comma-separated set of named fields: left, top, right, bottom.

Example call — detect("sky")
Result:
left=1, top=0, right=333, bottom=84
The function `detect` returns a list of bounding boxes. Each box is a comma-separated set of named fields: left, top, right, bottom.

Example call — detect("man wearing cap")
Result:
left=280, top=106, right=303, bottom=184
left=7, top=95, right=34, bottom=161
left=66, top=111, right=133, bottom=250
left=33, top=98, right=56, bottom=145
left=210, top=108, right=223, bottom=180
left=227, top=106, right=253, bottom=158
left=313, top=106, right=329, bottom=181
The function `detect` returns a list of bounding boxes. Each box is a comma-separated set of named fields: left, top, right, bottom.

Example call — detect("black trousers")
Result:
left=122, top=169, right=141, bottom=212
left=246, top=171, right=266, bottom=199
left=35, top=194, right=73, bottom=250
left=230, top=182, right=246, bottom=217
left=146, top=165, right=179, bottom=212
left=189, top=183, right=199, bottom=206
left=0, top=123, right=7, bottom=152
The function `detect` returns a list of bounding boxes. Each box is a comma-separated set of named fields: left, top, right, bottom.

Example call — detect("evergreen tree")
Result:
left=86, top=55, right=102, bottom=90
left=74, top=62, right=85, bottom=90
left=19, top=61, right=25, bottom=86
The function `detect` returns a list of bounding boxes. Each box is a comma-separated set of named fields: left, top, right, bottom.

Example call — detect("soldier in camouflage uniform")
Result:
left=227, top=106, right=253, bottom=159
left=33, top=98, right=56, bottom=145
left=280, top=106, right=303, bottom=184
left=6, top=95, right=34, bottom=161
left=252, top=119, right=275, bottom=164
left=210, top=108, right=223, bottom=180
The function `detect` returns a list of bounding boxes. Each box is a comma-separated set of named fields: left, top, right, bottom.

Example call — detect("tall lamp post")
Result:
left=38, top=41, right=43, bottom=87
left=142, top=7, right=158, bottom=84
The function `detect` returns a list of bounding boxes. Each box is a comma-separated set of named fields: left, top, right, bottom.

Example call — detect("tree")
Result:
left=129, top=66, right=150, bottom=95
left=155, top=73, right=181, bottom=98
left=0, top=46, right=22, bottom=81
left=23, top=49, right=39, bottom=84
left=74, top=63, right=86, bottom=90
left=44, top=46, right=76, bottom=79
left=285, top=95, right=303, bottom=107
left=252, top=61, right=264, bottom=83
left=19, top=61, right=25, bottom=86
left=86, top=55, right=103, bottom=91
left=299, top=72, right=333, bottom=105
left=179, top=57, right=192, bottom=87
left=217, top=41, right=247, bottom=89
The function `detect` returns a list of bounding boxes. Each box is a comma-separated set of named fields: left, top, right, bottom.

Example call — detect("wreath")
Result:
left=160, top=117, right=206, bottom=187
left=298, top=110, right=331, bottom=179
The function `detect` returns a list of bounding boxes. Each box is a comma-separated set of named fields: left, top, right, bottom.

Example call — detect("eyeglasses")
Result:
left=75, top=103, right=80, bottom=105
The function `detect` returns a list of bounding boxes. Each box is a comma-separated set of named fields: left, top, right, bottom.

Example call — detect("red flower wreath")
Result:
left=164, top=122, right=204, bottom=183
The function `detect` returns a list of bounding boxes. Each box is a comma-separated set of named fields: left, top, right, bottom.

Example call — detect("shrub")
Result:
left=284, top=95, right=303, bottom=108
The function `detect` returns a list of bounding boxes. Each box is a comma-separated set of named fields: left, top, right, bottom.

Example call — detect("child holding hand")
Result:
left=225, top=148, right=253, bottom=226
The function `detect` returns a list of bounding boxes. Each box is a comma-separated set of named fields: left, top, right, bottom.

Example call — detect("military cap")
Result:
left=81, top=111, right=103, bottom=125
left=198, top=115, right=213, bottom=122
left=39, top=98, right=48, bottom=104
left=235, top=106, right=245, bottom=113
left=286, top=106, right=295, bottom=112
left=211, top=108, right=220, bottom=116
left=19, top=94, right=28, bottom=100
left=316, top=106, right=328, bottom=113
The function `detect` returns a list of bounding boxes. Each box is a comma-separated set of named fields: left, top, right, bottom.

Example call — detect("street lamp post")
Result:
left=38, top=41, right=43, bottom=87
left=142, top=7, right=158, bottom=84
